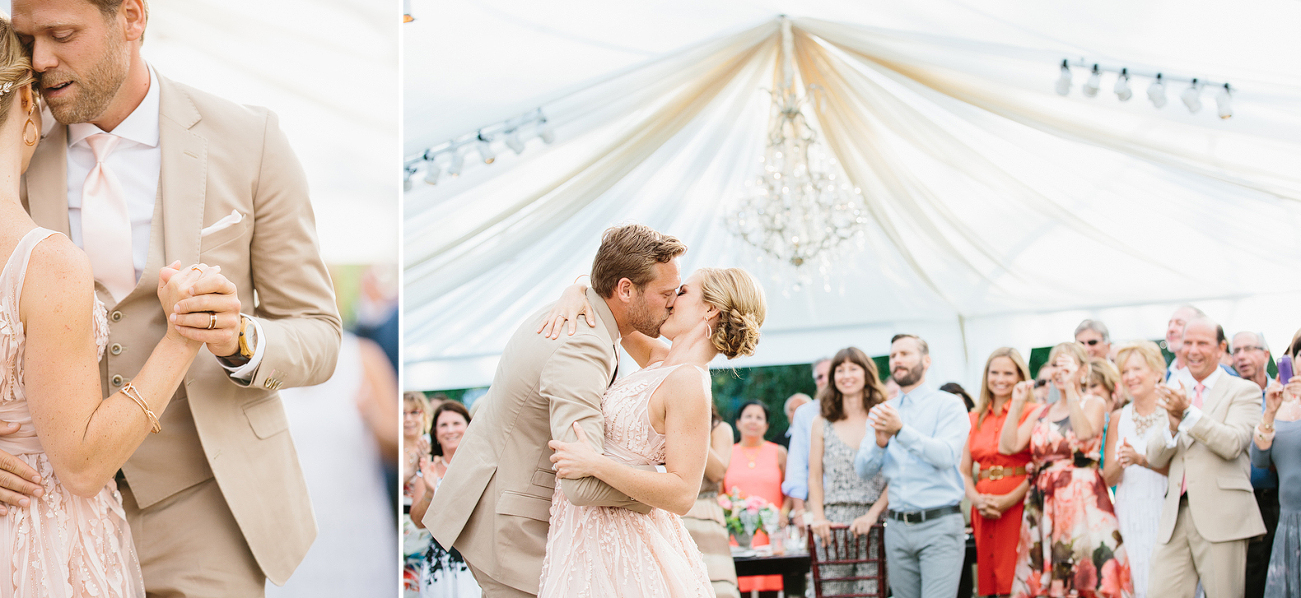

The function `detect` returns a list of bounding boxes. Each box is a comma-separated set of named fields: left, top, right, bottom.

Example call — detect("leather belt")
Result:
left=977, top=465, right=1026, bottom=481
left=887, top=504, right=961, bottom=524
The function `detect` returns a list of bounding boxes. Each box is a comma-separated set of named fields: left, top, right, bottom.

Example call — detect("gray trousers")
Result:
left=884, top=512, right=965, bottom=598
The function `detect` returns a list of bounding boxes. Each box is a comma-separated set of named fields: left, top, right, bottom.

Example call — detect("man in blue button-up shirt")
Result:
left=855, top=334, right=969, bottom=598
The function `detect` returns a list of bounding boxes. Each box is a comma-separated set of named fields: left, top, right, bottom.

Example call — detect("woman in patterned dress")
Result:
left=1002, top=342, right=1132, bottom=598
left=808, top=347, right=890, bottom=596
left=539, top=268, right=767, bottom=597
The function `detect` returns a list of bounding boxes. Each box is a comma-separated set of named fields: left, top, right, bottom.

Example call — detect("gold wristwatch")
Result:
left=237, top=315, right=257, bottom=359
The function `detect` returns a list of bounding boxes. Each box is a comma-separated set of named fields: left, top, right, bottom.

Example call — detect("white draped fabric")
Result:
left=406, top=3, right=1301, bottom=391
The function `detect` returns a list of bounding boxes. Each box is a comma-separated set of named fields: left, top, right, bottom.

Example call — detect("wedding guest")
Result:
left=777, top=393, right=812, bottom=448
left=961, top=348, right=1034, bottom=597
left=1147, top=316, right=1264, bottom=597
left=403, top=392, right=433, bottom=492
left=941, top=382, right=976, bottom=412
left=783, top=358, right=832, bottom=528
left=427, top=392, right=449, bottom=412
left=809, top=348, right=890, bottom=597
left=683, top=404, right=739, bottom=598
left=856, top=334, right=969, bottom=598
left=1251, top=331, right=1301, bottom=598
left=1103, top=341, right=1170, bottom=598
left=1033, top=365, right=1056, bottom=403
left=1089, top=358, right=1123, bottom=411
left=723, top=401, right=787, bottom=597
left=409, top=402, right=480, bottom=597
left=8, top=2, right=343, bottom=592
left=1165, top=305, right=1205, bottom=379
left=1003, top=342, right=1130, bottom=597
left=1076, top=319, right=1113, bottom=361
left=1233, top=331, right=1280, bottom=598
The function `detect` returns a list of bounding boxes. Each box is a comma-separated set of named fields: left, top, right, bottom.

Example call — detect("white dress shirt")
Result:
left=64, top=66, right=265, bottom=380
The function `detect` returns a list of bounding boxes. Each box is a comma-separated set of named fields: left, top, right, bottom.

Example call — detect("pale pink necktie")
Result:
left=80, top=133, right=136, bottom=302
left=1180, top=382, right=1206, bottom=495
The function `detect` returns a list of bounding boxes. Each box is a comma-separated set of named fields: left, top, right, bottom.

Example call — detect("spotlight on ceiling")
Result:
left=1147, top=73, right=1167, bottom=109
left=477, top=133, right=496, bottom=164
left=446, top=148, right=465, bottom=177
left=1055, top=60, right=1072, bottom=96
left=1181, top=78, right=1202, bottom=113
left=1082, top=64, right=1101, bottom=97
left=1216, top=83, right=1232, bottom=119
left=503, top=129, right=526, bottom=155
left=1114, top=68, right=1132, bottom=101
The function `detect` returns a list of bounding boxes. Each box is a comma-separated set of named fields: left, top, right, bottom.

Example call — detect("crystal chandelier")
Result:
left=728, top=20, right=866, bottom=268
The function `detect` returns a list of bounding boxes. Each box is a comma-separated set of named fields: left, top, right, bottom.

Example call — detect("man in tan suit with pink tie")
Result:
left=424, top=224, right=686, bottom=597
left=3, top=1, right=341, bottom=595
left=1148, top=315, right=1265, bottom=598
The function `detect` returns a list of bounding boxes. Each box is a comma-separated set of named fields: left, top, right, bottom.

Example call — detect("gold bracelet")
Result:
left=121, top=383, right=162, bottom=434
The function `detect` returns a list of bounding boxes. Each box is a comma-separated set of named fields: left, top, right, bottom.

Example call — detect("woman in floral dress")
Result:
left=1001, top=342, right=1132, bottom=598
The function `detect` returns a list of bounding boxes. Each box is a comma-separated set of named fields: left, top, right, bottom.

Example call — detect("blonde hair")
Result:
left=974, top=347, right=1031, bottom=430
left=0, top=18, right=34, bottom=130
left=696, top=267, right=766, bottom=359
left=1115, top=341, right=1166, bottom=384
left=403, top=392, right=432, bottom=435
left=1088, top=358, right=1121, bottom=407
left=1047, top=342, right=1091, bottom=391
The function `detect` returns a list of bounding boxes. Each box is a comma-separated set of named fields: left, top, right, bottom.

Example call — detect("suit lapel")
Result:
left=155, top=75, right=207, bottom=275
left=25, top=124, right=71, bottom=235
left=1204, top=376, right=1234, bottom=421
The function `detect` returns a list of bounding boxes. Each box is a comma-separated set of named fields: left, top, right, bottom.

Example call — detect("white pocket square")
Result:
left=200, top=210, right=244, bottom=238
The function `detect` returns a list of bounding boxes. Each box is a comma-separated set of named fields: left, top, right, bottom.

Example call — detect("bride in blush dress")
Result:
left=538, top=267, right=767, bottom=598
left=0, top=18, right=217, bottom=597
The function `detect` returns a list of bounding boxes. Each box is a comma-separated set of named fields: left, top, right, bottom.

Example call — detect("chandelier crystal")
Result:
left=729, top=22, right=866, bottom=268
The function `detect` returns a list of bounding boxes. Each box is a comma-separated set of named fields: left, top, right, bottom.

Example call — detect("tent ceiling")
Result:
left=406, top=1, right=1301, bottom=391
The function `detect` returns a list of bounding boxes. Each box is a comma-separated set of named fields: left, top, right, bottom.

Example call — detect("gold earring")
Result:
left=22, top=119, right=37, bottom=146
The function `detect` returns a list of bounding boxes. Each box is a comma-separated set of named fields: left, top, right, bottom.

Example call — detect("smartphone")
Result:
left=1280, top=356, right=1293, bottom=385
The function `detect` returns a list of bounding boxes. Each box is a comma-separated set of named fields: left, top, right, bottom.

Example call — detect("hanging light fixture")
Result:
left=1113, top=68, right=1132, bottom=101
left=1055, top=60, right=1072, bottom=96
left=446, top=148, right=465, bottom=177
left=1147, top=73, right=1167, bottom=108
left=727, top=18, right=866, bottom=268
left=403, top=0, right=414, bottom=23
left=503, top=129, right=525, bottom=154
left=1216, top=83, right=1233, bottom=119
left=423, top=161, right=440, bottom=185
left=476, top=133, right=495, bottom=164
left=1181, top=78, right=1203, bottom=113
left=537, top=112, right=555, bottom=144
left=1082, top=64, right=1102, bottom=97
left=403, top=165, right=416, bottom=192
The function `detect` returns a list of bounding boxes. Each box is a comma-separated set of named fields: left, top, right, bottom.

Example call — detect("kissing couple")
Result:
left=425, top=224, right=768, bottom=597
left=0, top=1, right=340, bottom=596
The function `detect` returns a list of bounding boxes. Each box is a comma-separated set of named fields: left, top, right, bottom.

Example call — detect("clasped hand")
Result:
left=867, top=404, right=902, bottom=447
left=548, top=422, right=604, bottom=480
left=157, top=261, right=241, bottom=356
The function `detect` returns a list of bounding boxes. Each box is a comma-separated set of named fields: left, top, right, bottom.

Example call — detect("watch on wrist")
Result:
left=237, top=315, right=257, bottom=359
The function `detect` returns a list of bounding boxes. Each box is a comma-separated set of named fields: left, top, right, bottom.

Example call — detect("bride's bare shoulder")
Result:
left=20, top=236, right=94, bottom=319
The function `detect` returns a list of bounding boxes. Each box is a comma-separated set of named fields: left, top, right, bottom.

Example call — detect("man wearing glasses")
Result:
left=1074, top=319, right=1112, bottom=361
left=1231, top=331, right=1278, bottom=598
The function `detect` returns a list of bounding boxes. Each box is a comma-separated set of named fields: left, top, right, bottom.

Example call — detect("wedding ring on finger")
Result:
left=207, top=313, right=217, bottom=330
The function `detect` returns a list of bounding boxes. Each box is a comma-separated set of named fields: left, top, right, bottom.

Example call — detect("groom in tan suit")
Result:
left=425, top=224, right=685, bottom=597
left=5, top=1, right=341, bottom=595
left=1147, top=316, right=1265, bottom=598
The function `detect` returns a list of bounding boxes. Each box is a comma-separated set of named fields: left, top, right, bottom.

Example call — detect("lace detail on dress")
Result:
left=0, top=228, right=142, bottom=598
left=538, top=362, right=715, bottom=598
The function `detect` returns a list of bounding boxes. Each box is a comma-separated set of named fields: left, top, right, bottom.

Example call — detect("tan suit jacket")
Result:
left=1146, top=374, right=1265, bottom=543
left=425, top=289, right=650, bottom=594
left=20, top=73, right=341, bottom=584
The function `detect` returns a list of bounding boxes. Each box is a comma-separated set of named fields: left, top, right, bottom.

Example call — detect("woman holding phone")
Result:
left=1250, top=330, right=1301, bottom=597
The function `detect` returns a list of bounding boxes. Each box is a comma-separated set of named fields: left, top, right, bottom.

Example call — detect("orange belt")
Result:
left=977, top=465, right=1027, bottom=481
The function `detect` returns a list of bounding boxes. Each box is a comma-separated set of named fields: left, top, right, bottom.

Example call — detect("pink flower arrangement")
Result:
left=718, top=486, right=778, bottom=539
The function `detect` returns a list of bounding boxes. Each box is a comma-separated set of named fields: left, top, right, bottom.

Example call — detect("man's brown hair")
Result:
left=590, top=224, right=686, bottom=298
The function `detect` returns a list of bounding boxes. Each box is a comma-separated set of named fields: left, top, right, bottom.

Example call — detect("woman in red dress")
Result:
left=961, top=348, right=1035, bottom=597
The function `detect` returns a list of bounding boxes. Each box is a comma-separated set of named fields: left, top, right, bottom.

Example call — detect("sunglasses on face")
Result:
left=1080, top=339, right=1102, bottom=346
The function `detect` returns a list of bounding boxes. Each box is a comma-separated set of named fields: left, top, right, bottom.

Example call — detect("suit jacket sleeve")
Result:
left=242, top=110, right=342, bottom=389
left=1188, top=383, right=1261, bottom=461
left=539, top=333, right=651, bottom=514
left=1146, top=424, right=1177, bottom=468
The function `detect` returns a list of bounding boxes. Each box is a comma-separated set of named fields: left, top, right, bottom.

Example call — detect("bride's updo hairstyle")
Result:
left=697, top=268, right=766, bottom=360
left=0, top=18, right=34, bottom=129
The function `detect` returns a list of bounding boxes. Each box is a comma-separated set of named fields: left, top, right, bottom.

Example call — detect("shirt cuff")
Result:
left=1161, top=423, right=1178, bottom=449
left=218, top=315, right=266, bottom=382
left=1178, top=405, right=1203, bottom=436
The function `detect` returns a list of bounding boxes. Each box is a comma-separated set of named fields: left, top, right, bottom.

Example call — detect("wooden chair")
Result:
left=806, top=522, right=888, bottom=598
